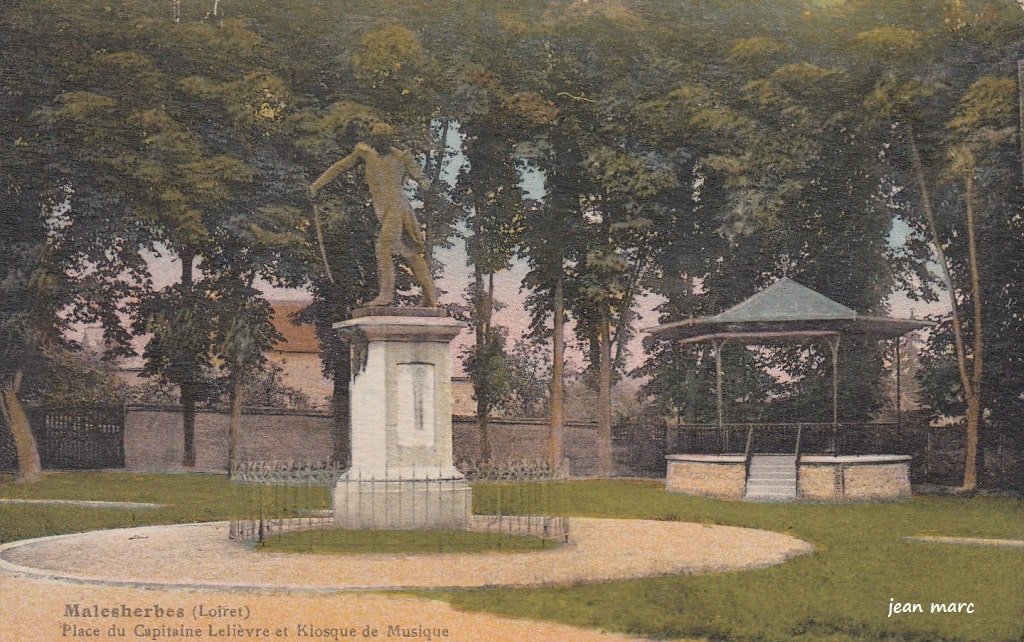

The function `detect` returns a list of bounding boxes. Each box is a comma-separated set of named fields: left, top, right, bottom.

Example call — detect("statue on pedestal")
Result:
left=309, top=123, right=438, bottom=307
left=314, top=126, right=468, bottom=530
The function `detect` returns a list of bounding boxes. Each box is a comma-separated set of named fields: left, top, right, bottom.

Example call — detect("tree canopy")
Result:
left=2, top=0, right=1022, bottom=488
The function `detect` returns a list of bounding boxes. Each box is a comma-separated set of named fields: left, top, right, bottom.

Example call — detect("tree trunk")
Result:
left=962, top=171, right=984, bottom=490
left=227, top=373, right=242, bottom=476
left=179, top=249, right=197, bottom=468
left=181, top=381, right=197, bottom=467
left=548, top=272, right=565, bottom=468
left=683, top=274, right=697, bottom=424
left=332, top=350, right=352, bottom=465
left=610, top=248, right=649, bottom=374
left=473, top=263, right=492, bottom=461
left=423, top=119, right=450, bottom=270
left=907, top=130, right=983, bottom=490
left=963, top=393, right=981, bottom=489
left=597, top=309, right=614, bottom=477
left=1018, top=60, right=1023, bottom=189
left=908, top=132, right=973, bottom=399
left=487, top=272, right=496, bottom=329
left=0, top=371, right=41, bottom=483
left=476, top=406, right=492, bottom=462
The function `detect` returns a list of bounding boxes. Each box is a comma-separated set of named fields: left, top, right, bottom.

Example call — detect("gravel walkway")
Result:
left=0, top=518, right=812, bottom=591
left=0, top=498, right=164, bottom=509
left=905, top=535, right=1024, bottom=548
left=0, top=519, right=810, bottom=641
left=0, top=574, right=652, bottom=642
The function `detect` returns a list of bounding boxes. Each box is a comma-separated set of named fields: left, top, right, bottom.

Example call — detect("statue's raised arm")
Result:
left=308, top=147, right=364, bottom=199
left=308, top=123, right=438, bottom=308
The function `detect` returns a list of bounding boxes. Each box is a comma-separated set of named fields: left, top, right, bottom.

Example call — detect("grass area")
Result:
left=1, top=474, right=1022, bottom=641
left=450, top=480, right=1024, bottom=642
left=257, top=528, right=557, bottom=554
left=0, top=472, right=327, bottom=544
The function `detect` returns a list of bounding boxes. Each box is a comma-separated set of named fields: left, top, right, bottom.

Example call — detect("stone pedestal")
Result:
left=331, top=307, right=470, bottom=529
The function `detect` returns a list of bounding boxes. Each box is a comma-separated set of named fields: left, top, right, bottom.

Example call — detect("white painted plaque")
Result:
left=396, top=363, right=435, bottom=447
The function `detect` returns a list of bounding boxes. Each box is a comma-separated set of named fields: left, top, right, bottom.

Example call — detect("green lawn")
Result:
left=1, top=474, right=1022, bottom=641
left=257, top=528, right=556, bottom=554
left=456, top=480, right=1024, bottom=642
left=0, top=472, right=263, bottom=543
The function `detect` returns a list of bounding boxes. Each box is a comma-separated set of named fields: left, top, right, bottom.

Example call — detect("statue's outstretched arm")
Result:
left=309, top=147, right=363, bottom=196
left=400, top=149, right=431, bottom=190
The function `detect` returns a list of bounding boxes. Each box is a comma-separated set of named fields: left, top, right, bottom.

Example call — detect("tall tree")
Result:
left=45, top=13, right=292, bottom=466
left=862, top=5, right=1024, bottom=489
left=1, top=0, right=146, bottom=480
left=452, top=67, right=529, bottom=461
left=210, top=279, right=281, bottom=472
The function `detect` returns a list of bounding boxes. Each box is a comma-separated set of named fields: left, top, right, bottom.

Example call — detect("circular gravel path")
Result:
left=0, top=518, right=811, bottom=591
left=0, top=498, right=164, bottom=509
left=905, top=535, right=1024, bottom=548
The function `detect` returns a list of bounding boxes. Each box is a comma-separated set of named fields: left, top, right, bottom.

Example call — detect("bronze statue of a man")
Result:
left=309, top=124, right=438, bottom=307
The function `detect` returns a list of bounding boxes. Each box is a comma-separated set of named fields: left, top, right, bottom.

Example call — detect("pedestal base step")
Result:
left=333, top=478, right=472, bottom=530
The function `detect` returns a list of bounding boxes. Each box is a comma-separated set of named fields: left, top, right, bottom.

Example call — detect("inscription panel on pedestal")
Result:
left=395, top=362, right=436, bottom=447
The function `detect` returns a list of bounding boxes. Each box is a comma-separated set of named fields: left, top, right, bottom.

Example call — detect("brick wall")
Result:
left=798, top=459, right=913, bottom=500
left=124, top=406, right=334, bottom=473
left=121, top=408, right=657, bottom=478
left=665, top=458, right=746, bottom=498
left=452, top=417, right=603, bottom=476
left=843, top=463, right=912, bottom=499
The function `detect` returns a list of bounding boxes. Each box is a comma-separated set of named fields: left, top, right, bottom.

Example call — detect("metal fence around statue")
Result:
left=228, top=458, right=570, bottom=553
left=459, top=457, right=570, bottom=547
left=227, top=460, right=344, bottom=542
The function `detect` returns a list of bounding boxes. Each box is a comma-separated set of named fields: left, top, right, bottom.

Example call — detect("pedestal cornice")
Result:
left=350, top=306, right=449, bottom=319
left=334, top=311, right=463, bottom=343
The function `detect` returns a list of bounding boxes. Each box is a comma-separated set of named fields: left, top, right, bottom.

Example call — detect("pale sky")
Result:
left=126, top=119, right=949, bottom=376
left=135, top=221, right=948, bottom=379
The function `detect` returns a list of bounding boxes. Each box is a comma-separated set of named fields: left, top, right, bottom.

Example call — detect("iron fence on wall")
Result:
left=456, top=457, right=566, bottom=480
left=0, top=405, right=125, bottom=472
left=668, top=422, right=906, bottom=456
left=613, top=417, right=668, bottom=477
left=33, top=406, right=126, bottom=469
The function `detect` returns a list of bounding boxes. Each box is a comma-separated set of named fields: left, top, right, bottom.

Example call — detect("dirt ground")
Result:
left=0, top=517, right=813, bottom=641
left=0, top=519, right=812, bottom=591
left=0, top=574, right=652, bottom=642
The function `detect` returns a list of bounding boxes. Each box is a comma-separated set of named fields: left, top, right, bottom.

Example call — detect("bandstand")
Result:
left=645, top=278, right=934, bottom=502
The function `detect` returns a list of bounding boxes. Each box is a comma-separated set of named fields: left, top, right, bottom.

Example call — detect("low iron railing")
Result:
left=228, top=459, right=570, bottom=547
left=670, top=422, right=905, bottom=456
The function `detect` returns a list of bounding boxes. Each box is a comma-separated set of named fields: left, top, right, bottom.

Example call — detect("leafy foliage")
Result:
left=2, top=0, right=1023, bottom=485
